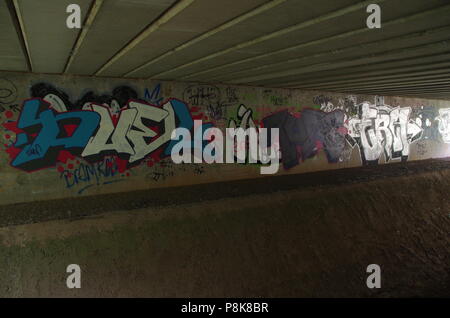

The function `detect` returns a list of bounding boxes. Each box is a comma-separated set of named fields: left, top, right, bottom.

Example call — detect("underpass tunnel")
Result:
left=0, top=0, right=449, bottom=298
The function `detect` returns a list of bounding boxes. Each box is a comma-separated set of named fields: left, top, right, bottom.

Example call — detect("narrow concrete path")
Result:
left=0, top=160, right=449, bottom=297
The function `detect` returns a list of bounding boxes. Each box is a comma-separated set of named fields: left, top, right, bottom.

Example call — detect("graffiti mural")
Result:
left=1, top=72, right=450, bottom=205
left=0, top=78, right=18, bottom=115
left=414, top=106, right=440, bottom=141
left=227, top=104, right=259, bottom=163
left=309, top=95, right=450, bottom=165
left=183, top=84, right=242, bottom=121
left=60, top=156, right=125, bottom=194
left=183, top=84, right=223, bottom=121
left=313, top=95, right=335, bottom=112
left=4, top=83, right=212, bottom=172
left=263, top=89, right=291, bottom=106
left=2, top=79, right=450, bottom=185
left=346, top=102, right=422, bottom=164
left=262, top=108, right=346, bottom=169
left=412, top=106, right=450, bottom=144
left=313, top=94, right=360, bottom=115
left=228, top=104, right=256, bottom=131
left=144, top=83, right=164, bottom=106
left=436, top=108, right=450, bottom=143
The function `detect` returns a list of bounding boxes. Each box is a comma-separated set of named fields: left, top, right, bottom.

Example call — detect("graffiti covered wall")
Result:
left=0, top=72, right=449, bottom=205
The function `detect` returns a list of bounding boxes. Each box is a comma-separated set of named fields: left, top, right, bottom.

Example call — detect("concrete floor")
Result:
left=0, top=159, right=449, bottom=297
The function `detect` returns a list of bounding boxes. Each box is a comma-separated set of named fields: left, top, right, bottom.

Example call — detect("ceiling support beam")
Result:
left=328, top=87, right=450, bottom=96
left=277, top=52, right=450, bottom=86
left=205, top=25, right=450, bottom=83
left=180, top=4, right=450, bottom=81
left=281, top=59, right=450, bottom=88
left=124, top=0, right=288, bottom=77
left=6, top=0, right=33, bottom=71
left=321, top=80, right=450, bottom=93
left=234, top=40, right=450, bottom=85
left=290, top=68, right=450, bottom=90
left=340, top=83, right=450, bottom=93
left=94, top=0, right=196, bottom=76
left=64, top=0, right=104, bottom=74
left=337, top=92, right=450, bottom=100
left=148, top=0, right=387, bottom=79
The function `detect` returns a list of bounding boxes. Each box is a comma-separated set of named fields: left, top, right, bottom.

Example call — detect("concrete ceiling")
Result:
left=1, top=0, right=450, bottom=100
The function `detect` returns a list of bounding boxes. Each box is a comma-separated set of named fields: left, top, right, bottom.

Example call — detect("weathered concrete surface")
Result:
left=1, top=71, right=450, bottom=207
left=0, top=158, right=449, bottom=227
left=3, top=1, right=450, bottom=100
left=0, top=160, right=449, bottom=297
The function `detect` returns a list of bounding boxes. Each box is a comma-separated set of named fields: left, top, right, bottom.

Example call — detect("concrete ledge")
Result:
left=0, top=159, right=449, bottom=297
left=1, top=158, right=449, bottom=227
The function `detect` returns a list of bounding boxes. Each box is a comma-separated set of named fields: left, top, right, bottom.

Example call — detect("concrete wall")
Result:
left=1, top=162, right=449, bottom=297
left=0, top=71, right=450, bottom=205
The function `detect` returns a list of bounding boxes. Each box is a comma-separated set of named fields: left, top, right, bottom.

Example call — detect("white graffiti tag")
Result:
left=436, top=108, right=450, bottom=143
left=82, top=100, right=176, bottom=163
left=228, top=104, right=256, bottom=130
left=347, top=103, right=422, bottom=163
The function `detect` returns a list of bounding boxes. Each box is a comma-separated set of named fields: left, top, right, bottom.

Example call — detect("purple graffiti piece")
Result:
left=263, top=109, right=346, bottom=169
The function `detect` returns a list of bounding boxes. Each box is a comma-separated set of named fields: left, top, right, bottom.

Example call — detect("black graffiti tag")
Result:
left=0, top=78, right=18, bottom=112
